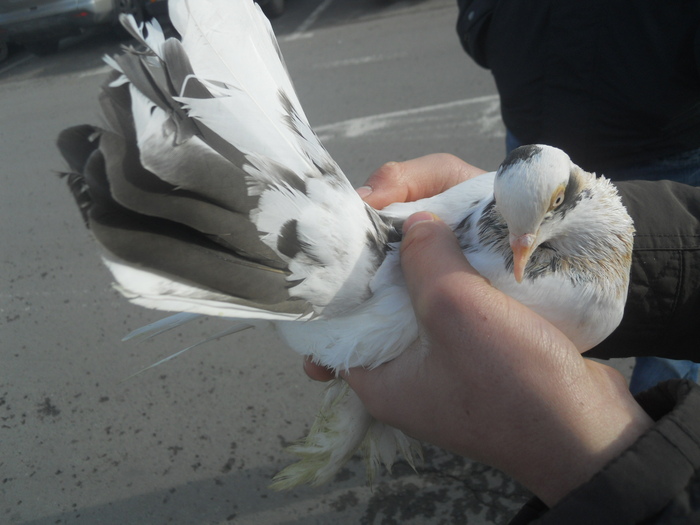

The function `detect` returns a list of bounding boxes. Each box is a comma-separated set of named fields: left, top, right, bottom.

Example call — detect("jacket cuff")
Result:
left=510, top=380, right=700, bottom=524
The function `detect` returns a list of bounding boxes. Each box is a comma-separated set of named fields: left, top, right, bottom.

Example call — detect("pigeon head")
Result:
left=494, top=144, right=581, bottom=283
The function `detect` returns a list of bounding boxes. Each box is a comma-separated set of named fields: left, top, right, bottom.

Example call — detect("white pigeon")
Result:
left=56, top=0, right=634, bottom=489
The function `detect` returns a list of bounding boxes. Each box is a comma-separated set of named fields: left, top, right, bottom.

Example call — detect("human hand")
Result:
left=304, top=154, right=653, bottom=506
left=354, top=152, right=487, bottom=209
left=347, top=213, right=651, bottom=505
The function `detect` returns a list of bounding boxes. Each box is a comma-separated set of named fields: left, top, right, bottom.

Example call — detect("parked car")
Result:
left=0, top=0, right=146, bottom=56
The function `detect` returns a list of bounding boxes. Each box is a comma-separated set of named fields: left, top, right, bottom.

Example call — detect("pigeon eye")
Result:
left=551, top=189, right=565, bottom=209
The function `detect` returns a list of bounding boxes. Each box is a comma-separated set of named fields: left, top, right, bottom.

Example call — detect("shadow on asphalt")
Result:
left=16, top=446, right=529, bottom=525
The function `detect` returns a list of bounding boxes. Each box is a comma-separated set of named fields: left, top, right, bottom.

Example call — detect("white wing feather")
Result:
left=169, top=0, right=329, bottom=178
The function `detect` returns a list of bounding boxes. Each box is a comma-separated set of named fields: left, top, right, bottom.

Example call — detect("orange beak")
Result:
left=509, top=233, right=536, bottom=283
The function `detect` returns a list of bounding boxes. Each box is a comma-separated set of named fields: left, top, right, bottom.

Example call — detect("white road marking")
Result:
left=0, top=53, right=35, bottom=77
left=313, top=53, right=408, bottom=69
left=294, top=0, right=336, bottom=34
left=315, top=94, right=501, bottom=140
left=77, top=64, right=112, bottom=78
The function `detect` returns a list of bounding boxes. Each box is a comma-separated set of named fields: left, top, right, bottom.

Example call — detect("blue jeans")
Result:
left=505, top=130, right=700, bottom=393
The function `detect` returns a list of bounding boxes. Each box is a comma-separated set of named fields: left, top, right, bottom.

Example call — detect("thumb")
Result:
left=401, top=212, right=482, bottom=300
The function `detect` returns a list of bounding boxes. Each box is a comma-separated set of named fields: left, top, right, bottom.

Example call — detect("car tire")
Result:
left=261, top=0, right=284, bottom=18
left=25, top=39, right=60, bottom=56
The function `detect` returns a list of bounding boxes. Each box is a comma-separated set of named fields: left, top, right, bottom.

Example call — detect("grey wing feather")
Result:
left=56, top=38, right=314, bottom=316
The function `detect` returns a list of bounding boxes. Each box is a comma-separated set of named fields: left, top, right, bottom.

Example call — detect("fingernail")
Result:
left=403, top=212, right=440, bottom=233
left=356, top=186, right=373, bottom=199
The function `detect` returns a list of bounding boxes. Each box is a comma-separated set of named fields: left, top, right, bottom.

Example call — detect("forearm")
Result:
left=505, top=362, right=653, bottom=507
left=514, top=380, right=700, bottom=524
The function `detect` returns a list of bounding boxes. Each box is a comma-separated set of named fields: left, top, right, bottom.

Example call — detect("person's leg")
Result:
left=629, top=357, right=700, bottom=395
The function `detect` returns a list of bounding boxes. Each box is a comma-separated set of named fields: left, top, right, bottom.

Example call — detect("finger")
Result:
left=358, top=154, right=487, bottom=209
left=302, top=356, right=336, bottom=382
left=399, top=212, right=515, bottom=364
left=400, top=212, right=486, bottom=310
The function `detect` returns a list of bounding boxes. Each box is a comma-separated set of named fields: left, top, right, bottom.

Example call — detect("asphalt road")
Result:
left=0, top=1, right=609, bottom=524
